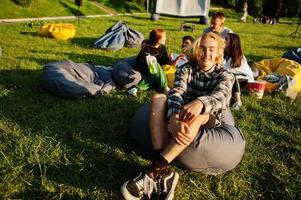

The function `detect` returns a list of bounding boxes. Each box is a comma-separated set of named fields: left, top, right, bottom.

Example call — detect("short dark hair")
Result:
left=182, top=35, right=194, bottom=43
left=211, top=12, right=226, bottom=20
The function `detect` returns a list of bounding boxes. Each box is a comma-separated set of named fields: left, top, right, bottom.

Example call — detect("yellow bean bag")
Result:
left=255, top=58, right=301, bottom=95
left=162, top=65, right=176, bottom=88
left=37, top=23, right=76, bottom=40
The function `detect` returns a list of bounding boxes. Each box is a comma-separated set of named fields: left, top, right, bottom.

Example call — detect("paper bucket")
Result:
left=247, top=81, right=266, bottom=99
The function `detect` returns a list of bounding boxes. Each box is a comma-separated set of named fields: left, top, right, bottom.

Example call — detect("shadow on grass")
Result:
left=13, top=153, right=142, bottom=199
left=0, top=69, right=148, bottom=198
left=103, top=0, right=143, bottom=13
left=18, top=52, right=120, bottom=66
left=245, top=53, right=267, bottom=62
left=248, top=150, right=301, bottom=199
left=71, top=36, right=98, bottom=48
left=261, top=45, right=293, bottom=52
left=243, top=94, right=301, bottom=153
left=59, top=0, right=85, bottom=16
left=20, top=31, right=37, bottom=37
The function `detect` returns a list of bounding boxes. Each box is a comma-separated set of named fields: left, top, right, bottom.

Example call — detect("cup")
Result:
left=247, top=81, right=266, bottom=99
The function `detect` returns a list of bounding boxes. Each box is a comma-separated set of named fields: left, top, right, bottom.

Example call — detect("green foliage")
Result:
left=234, top=0, right=245, bottom=12
left=94, top=0, right=145, bottom=13
left=0, top=13, right=300, bottom=200
left=246, top=0, right=263, bottom=16
left=279, top=0, right=301, bottom=18
left=0, top=0, right=106, bottom=19
left=14, top=0, right=32, bottom=7
left=216, top=0, right=301, bottom=18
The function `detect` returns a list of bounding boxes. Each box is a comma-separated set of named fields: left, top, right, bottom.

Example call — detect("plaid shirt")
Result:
left=167, top=63, right=235, bottom=122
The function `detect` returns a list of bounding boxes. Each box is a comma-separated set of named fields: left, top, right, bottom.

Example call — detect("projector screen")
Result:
left=155, top=0, right=210, bottom=17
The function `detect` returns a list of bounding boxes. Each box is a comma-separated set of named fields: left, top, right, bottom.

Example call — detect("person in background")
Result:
left=163, top=35, right=195, bottom=88
left=128, top=29, right=174, bottom=96
left=224, top=33, right=254, bottom=110
left=162, top=35, right=194, bottom=88
left=203, top=12, right=233, bottom=39
left=121, top=32, right=245, bottom=200
left=170, top=35, right=195, bottom=67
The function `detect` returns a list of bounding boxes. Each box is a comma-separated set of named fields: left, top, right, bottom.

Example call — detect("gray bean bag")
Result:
left=112, top=56, right=142, bottom=89
left=130, top=104, right=246, bottom=174
left=42, top=60, right=115, bottom=100
left=95, top=21, right=144, bottom=50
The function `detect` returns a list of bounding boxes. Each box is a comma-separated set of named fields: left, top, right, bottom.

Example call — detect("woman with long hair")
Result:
left=224, top=33, right=254, bottom=109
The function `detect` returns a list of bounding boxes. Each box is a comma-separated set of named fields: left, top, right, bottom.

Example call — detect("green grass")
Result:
left=95, top=0, right=145, bottom=13
left=0, top=13, right=301, bottom=199
left=0, top=0, right=106, bottom=19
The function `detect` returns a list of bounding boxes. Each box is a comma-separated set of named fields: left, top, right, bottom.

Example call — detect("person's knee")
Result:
left=189, top=114, right=210, bottom=126
left=151, top=93, right=167, bottom=106
left=186, top=114, right=210, bottom=138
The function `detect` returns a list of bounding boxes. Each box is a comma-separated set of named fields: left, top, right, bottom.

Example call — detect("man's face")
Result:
left=198, top=37, right=219, bottom=69
left=181, top=39, right=192, bottom=49
left=210, top=18, right=223, bottom=33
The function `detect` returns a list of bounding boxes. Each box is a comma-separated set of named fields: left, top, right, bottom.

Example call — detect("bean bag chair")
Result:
left=254, top=58, right=301, bottom=96
left=37, top=23, right=76, bottom=40
left=130, top=104, right=152, bottom=150
left=94, top=21, right=144, bottom=50
left=112, top=56, right=142, bottom=89
left=42, top=60, right=115, bottom=100
left=130, top=104, right=245, bottom=174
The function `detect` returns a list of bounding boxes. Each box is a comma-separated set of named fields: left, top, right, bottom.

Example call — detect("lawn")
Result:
left=0, top=0, right=106, bottom=19
left=0, top=14, right=300, bottom=199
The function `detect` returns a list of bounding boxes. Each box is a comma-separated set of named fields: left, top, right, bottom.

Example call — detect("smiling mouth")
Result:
left=202, top=57, right=211, bottom=60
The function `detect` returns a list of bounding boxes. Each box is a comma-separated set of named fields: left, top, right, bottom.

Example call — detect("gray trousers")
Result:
left=130, top=104, right=246, bottom=175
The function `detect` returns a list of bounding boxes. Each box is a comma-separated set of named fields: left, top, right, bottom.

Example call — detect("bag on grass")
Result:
left=162, top=64, right=176, bottom=88
left=144, top=54, right=168, bottom=90
left=37, top=23, right=76, bottom=40
left=146, top=54, right=161, bottom=74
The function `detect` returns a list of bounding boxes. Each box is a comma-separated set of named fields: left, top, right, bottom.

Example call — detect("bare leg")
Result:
left=149, top=93, right=169, bottom=149
left=161, top=114, right=209, bottom=163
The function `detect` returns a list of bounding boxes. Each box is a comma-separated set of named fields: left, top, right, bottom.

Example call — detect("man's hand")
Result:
left=179, top=99, right=204, bottom=123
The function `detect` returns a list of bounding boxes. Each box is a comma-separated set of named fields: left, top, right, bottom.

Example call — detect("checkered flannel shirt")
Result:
left=167, top=63, right=235, bottom=123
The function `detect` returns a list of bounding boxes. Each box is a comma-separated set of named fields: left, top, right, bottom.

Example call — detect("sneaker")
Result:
left=155, top=170, right=179, bottom=200
left=121, top=172, right=157, bottom=200
left=128, top=87, right=138, bottom=97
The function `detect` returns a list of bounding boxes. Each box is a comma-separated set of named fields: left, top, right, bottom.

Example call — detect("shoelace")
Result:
left=136, top=174, right=157, bottom=199
left=156, top=173, right=170, bottom=196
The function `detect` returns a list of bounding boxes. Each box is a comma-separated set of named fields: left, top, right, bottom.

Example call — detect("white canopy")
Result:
left=155, top=0, right=210, bottom=17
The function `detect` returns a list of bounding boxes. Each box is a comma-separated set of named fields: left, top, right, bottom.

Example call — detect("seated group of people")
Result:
left=120, top=12, right=252, bottom=200
left=127, top=12, right=254, bottom=110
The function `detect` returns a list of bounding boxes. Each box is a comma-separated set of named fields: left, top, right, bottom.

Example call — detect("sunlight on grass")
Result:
left=0, top=12, right=300, bottom=199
